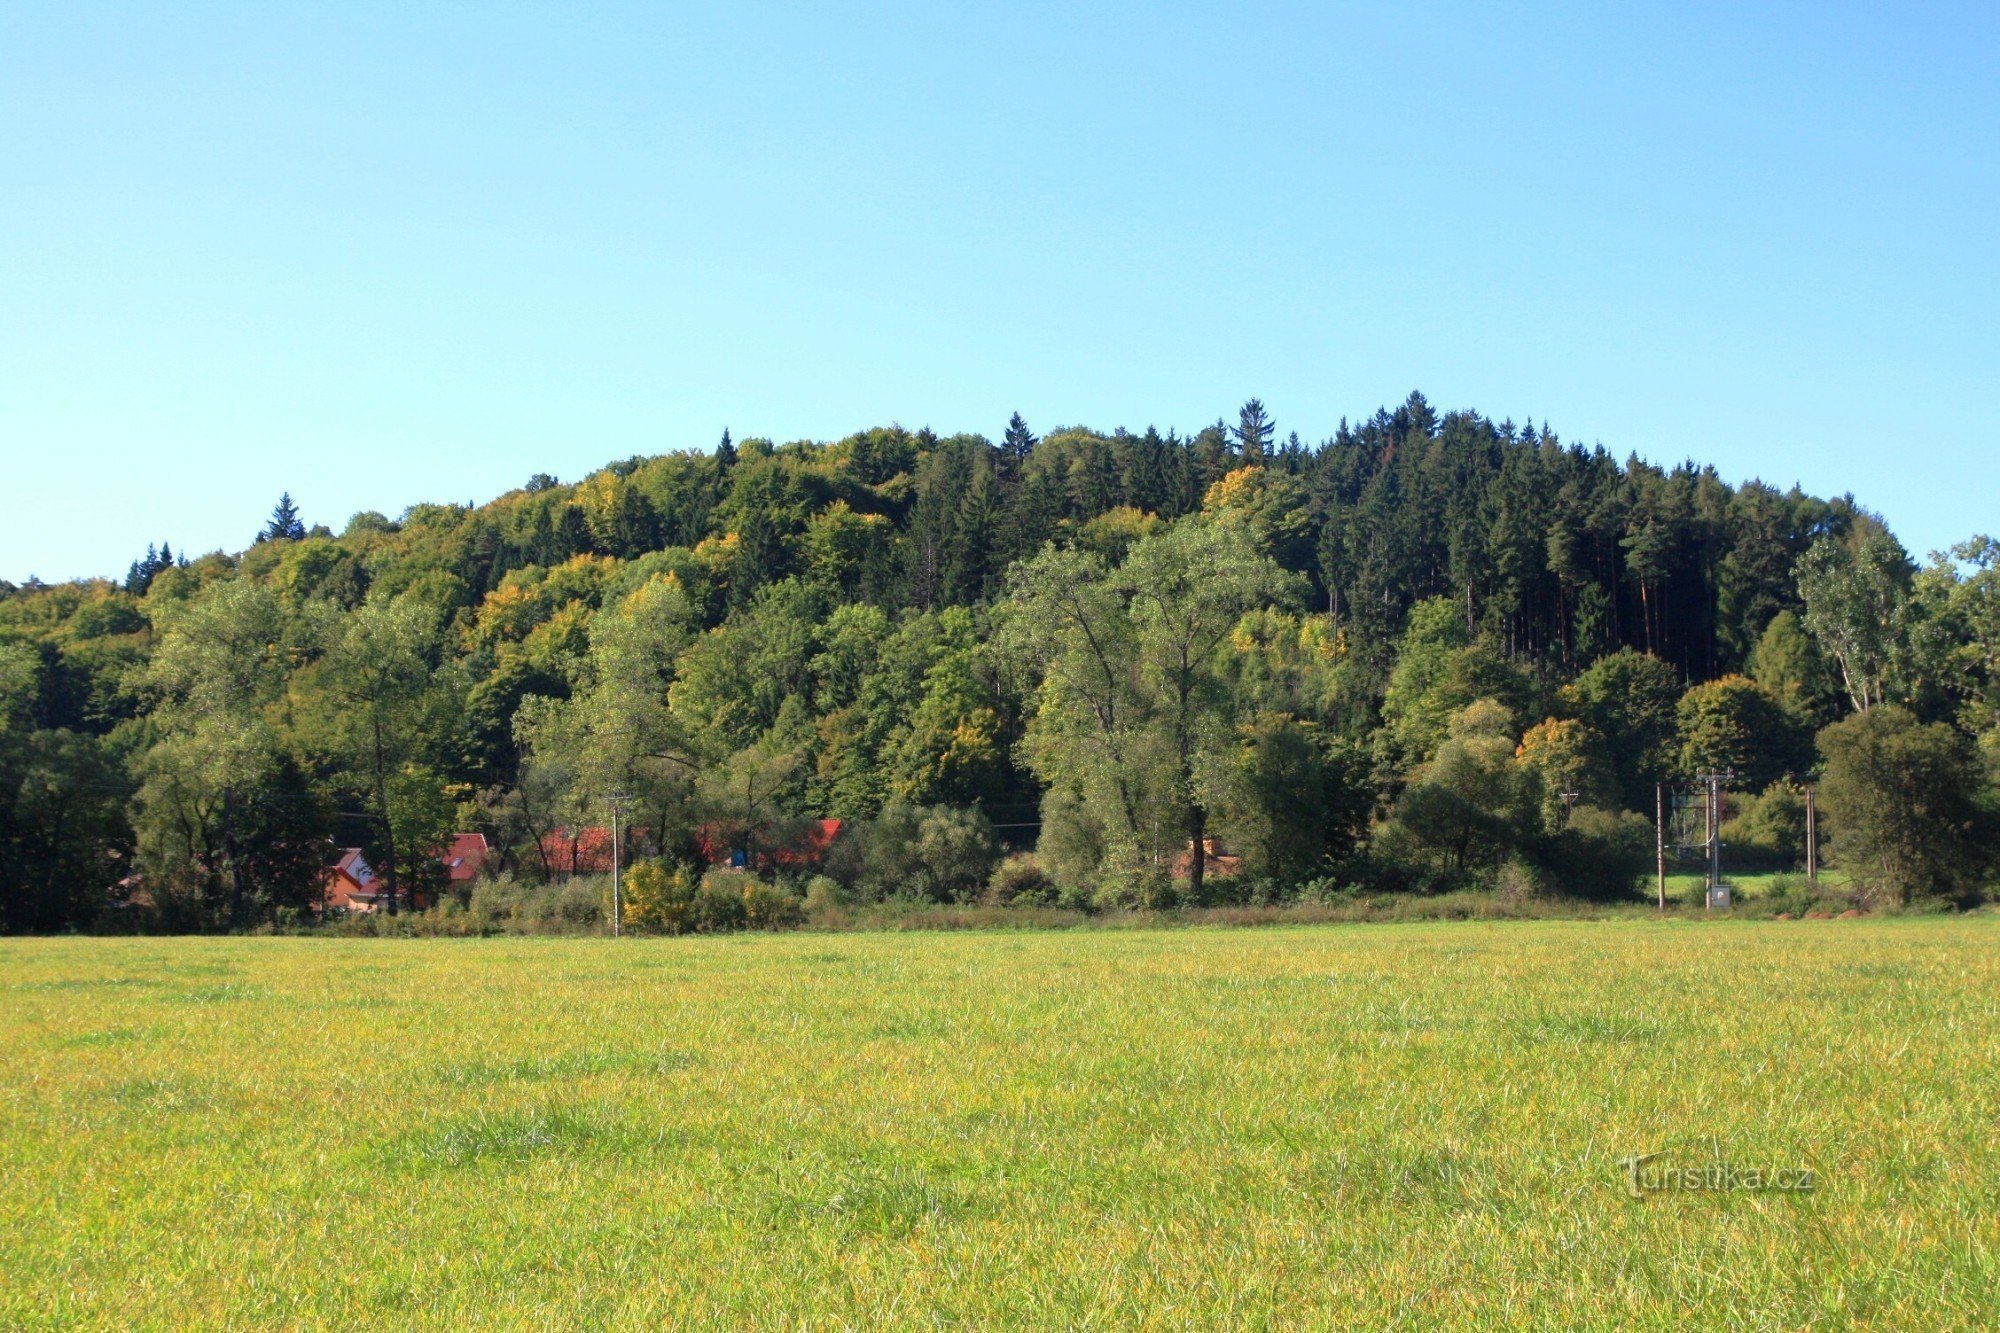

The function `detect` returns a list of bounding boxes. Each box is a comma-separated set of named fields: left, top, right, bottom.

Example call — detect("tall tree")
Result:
left=1004, top=521, right=1290, bottom=901
left=1232, top=399, right=1275, bottom=463
left=302, top=594, right=461, bottom=912
left=1796, top=528, right=1910, bottom=713
left=1818, top=706, right=1999, bottom=906
left=1000, top=412, right=1036, bottom=484
left=260, top=493, right=307, bottom=544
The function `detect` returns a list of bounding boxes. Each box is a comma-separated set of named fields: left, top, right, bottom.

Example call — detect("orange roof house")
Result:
left=443, top=833, right=489, bottom=884
left=1169, top=837, right=1243, bottom=881
left=321, top=834, right=491, bottom=913
left=321, top=848, right=385, bottom=912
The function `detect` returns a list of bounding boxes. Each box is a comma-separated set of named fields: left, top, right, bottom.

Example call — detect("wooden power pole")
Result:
left=606, top=790, right=632, bottom=938
left=1655, top=783, right=1667, bottom=911
left=1805, top=784, right=1818, bottom=882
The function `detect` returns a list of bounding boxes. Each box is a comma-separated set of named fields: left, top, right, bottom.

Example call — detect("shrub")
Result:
left=1374, top=699, right=1540, bottom=890
left=802, top=875, right=849, bottom=928
left=829, top=800, right=1002, bottom=902
left=742, top=879, right=804, bottom=930
left=1751, top=873, right=1857, bottom=917
left=1093, top=862, right=1175, bottom=911
left=986, top=856, right=1057, bottom=906
left=1719, top=781, right=1808, bottom=870
left=555, top=877, right=606, bottom=929
left=693, top=870, right=753, bottom=932
left=1491, top=856, right=1550, bottom=903
left=1539, top=806, right=1654, bottom=900
left=621, top=859, right=698, bottom=934
left=468, top=874, right=528, bottom=932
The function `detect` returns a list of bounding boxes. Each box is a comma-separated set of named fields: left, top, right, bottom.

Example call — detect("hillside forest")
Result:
left=5, top=394, right=1999, bottom=932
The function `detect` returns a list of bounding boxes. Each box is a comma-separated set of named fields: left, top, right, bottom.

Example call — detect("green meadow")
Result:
left=4, top=920, right=1997, bottom=1327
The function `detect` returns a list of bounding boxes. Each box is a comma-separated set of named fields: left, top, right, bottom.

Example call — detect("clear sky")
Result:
left=3, top=2, right=1995, bottom=583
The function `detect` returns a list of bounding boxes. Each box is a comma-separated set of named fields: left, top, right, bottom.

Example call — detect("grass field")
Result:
left=4, top=920, right=1998, bottom=1327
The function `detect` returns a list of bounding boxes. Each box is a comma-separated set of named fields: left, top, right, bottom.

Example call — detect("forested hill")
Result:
left=5, top=393, right=1996, bottom=931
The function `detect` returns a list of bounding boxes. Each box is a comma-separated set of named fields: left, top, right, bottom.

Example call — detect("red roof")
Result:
left=539, top=826, right=618, bottom=875
left=443, top=832, right=489, bottom=882
left=697, top=819, right=842, bottom=869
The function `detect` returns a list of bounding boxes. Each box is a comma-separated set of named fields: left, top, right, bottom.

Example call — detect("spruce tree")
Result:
left=1233, top=399, right=1275, bottom=463
left=1000, top=412, right=1037, bottom=484
left=260, top=493, right=307, bottom=543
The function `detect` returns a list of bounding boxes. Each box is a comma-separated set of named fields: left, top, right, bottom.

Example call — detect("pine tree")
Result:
left=1233, top=400, right=1275, bottom=463
left=557, top=505, right=595, bottom=559
left=1192, top=421, right=1235, bottom=493
left=948, top=455, right=1000, bottom=604
left=1000, top=412, right=1036, bottom=485
left=260, top=493, right=307, bottom=544
left=715, top=428, right=737, bottom=471
left=612, top=485, right=660, bottom=557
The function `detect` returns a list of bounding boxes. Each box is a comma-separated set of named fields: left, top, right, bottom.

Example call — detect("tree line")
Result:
left=3, top=394, right=1997, bottom=931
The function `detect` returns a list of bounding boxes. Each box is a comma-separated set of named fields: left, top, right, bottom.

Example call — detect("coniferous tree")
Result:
left=1000, top=412, right=1036, bottom=485
left=260, top=493, right=307, bottom=544
left=1233, top=399, right=1275, bottom=463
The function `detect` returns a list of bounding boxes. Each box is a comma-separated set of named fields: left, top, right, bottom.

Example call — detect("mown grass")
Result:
left=3, top=919, right=1998, bottom=1327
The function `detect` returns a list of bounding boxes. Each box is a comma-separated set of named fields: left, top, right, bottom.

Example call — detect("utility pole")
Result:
left=1804, top=784, right=1818, bottom=883
left=1694, top=769, right=1734, bottom=909
left=606, top=791, right=632, bottom=938
left=1560, top=787, right=1580, bottom=826
left=1655, top=783, right=1667, bottom=911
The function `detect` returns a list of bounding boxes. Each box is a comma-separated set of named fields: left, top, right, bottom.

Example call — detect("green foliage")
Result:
left=1817, top=706, right=1999, bottom=907
left=1004, top=521, right=1292, bottom=897
left=1747, top=610, right=1838, bottom=726
left=1557, top=649, right=1682, bottom=808
left=9, top=401, right=2000, bottom=928
left=693, top=869, right=753, bottom=931
left=1380, top=599, right=1533, bottom=768
left=1797, top=527, right=1911, bottom=713
left=826, top=800, right=1001, bottom=903
left=1719, top=781, right=1810, bottom=870
left=1675, top=675, right=1812, bottom=789
left=621, top=858, right=698, bottom=934
left=985, top=856, right=1058, bottom=906
left=1539, top=806, right=1654, bottom=900
left=741, top=878, right=804, bottom=929
left=1373, top=701, right=1541, bottom=890
left=1216, top=712, right=1373, bottom=884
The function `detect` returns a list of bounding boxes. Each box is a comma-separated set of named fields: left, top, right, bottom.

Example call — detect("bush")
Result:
left=1491, top=856, right=1550, bottom=903
left=1539, top=806, right=1654, bottom=900
left=828, top=800, right=1002, bottom=902
left=802, top=875, right=850, bottom=928
left=742, top=879, right=804, bottom=929
left=1750, top=873, right=1857, bottom=917
left=1719, top=781, right=1808, bottom=870
left=1093, top=862, right=1175, bottom=911
left=985, top=856, right=1057, bottom=906
left=621, top=859, right=698, bottom=934
left=555, top=877, right=606, bottom=928
left=468, top=874, right=528, bottom=932
left=1372, top=699, right=1540, bottom=891
left=693, top=870, right=752, bottom=932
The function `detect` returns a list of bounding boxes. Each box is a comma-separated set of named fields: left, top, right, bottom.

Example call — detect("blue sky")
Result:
left=3, top=1, right=1995, bottom=583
